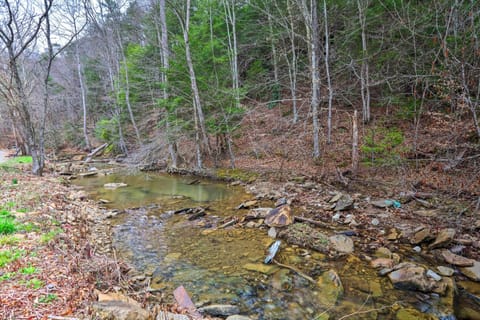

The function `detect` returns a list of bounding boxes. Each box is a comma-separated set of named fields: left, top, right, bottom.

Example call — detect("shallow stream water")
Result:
left=74, top=171, right=474, bottom=319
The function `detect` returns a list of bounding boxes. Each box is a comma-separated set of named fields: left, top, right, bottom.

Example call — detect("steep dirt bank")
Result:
left=0, top=168, right=125, bottom=318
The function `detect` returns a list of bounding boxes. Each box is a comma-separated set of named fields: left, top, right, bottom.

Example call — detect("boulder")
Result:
left=92, top=301, right=151, bottom=320
left=265, top=205, right=294, bottom=227
left=428, top=229, right=456, bottom=250
left=328, top=234, right=354, bottom=254
left=198, top=304, right=240, bottom=317
left=388, top=266, right=437, bottom=293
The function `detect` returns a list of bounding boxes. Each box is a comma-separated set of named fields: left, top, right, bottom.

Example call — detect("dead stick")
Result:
left=273, top=259, right=315, bottom=283
left=294, top=216, right=331, bottom=229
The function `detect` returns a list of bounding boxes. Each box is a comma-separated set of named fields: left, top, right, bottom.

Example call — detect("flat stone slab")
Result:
left=461, top=261, right=480, bottom=281
left=441, top=250, right=475, bottom=267
left=243, top=263, right=279, bottom=275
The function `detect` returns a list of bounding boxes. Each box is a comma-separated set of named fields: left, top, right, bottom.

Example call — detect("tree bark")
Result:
left=323, top=0, right=333, bottom=144
left=352, top=110, right=359, bottom=175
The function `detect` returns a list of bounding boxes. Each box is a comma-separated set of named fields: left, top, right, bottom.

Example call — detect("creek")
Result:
left=74, top=171, right=471, bottom=319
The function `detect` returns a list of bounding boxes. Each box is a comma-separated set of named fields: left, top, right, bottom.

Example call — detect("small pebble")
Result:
left=371, top=218, right=380, bottom=226
left=413, top=246, right=421, bottom=253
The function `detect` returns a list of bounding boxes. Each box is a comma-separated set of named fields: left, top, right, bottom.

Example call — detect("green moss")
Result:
left=216, top=168, right=258, bottom=182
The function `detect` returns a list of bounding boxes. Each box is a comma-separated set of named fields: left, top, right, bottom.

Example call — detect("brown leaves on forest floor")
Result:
left=0, top=169, right=125, bottom=319
left=228, top=103, right=480, bottom=198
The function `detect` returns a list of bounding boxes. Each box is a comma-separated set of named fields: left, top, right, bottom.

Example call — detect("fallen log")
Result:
left=84, top=143, right=108, bottom=163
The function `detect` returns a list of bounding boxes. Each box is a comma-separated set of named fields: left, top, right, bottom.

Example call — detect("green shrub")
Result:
left=20, top=265, right=37, bottom=275
left=0, top=208, right=17, bottom=235
left=40, top=228, right=63, bottom=244
left=38, top=293, right=57, bottom=303
left=24, top=278, right=44, bottom=289
left=0, top=249, right=25, bottom=267
left=361, top=127, right=405, bottom=166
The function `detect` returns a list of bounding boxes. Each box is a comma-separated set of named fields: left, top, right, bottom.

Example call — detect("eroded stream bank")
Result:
left=70, top=167, right=480, bottom=320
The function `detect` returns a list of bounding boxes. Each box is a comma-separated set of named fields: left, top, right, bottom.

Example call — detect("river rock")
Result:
left=437, top=266, right=454, bottom=277
left=334, top=194, right=354, bottom=211
left=441, top=249, right=475, bottom=266
left=316, top=269, right=343, bottom=306
left=96, top=291, right=142, bottom=308
left=271, top=269, right=292, bottom=290
left=226, top=316, right=252, bottom=320
left=92, top=301, right=151, bottom=320
left=371, top=199, right=396, bottom=208
left=268, top=227, right=277, bottom=238
left=198, top=304, right=240, bottom=317
left=461, top=261, right=480, bottom=281
left=265, top=205, right=294, bottom=227
left=236, top=200, right=258, bottom=209
left=371, top=258, right=395, bottom=269
left=104, top=182, right=128, bottom=189
left=156, top=311, right=190, bottom=320
left=428, top=228, right=456, bottom=249
left=426, top=269, right=442, bottom=281
left=328, top=234, right=354, bottom=254
left=410, top=227, right=432, bottom=245
left=388, top=266, right=437, bottom=293
left=243, top=263, right=278, bottom=275
left=375, top=247, right=392, bottom=259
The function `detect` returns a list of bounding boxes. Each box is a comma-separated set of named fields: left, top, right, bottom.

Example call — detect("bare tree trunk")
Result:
left=357, top=0, right=370, bottom=123
left=352, top=110, right=359, bottom=174
left=155, top=0, right=177, bottom=167
left=181, top=0, right=210, bottom=165
left=323, top=0, right=333, bottom=144
left=299, top=0, right=321, bottom=158
left=286, top=0, right=298, bottom=123
left=76, top=44, right=91, bottom=150
left=223, top=0, right=239, bottom=168
left=116, top=32, right=142, bottom=144
left=304, top=0, right=321, bottom=159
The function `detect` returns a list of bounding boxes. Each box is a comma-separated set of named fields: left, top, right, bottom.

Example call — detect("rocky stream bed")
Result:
left=54, top=159, right=480, bottom=320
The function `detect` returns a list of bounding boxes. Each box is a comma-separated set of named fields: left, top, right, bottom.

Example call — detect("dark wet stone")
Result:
left=198, top=304, right=240, bottom=317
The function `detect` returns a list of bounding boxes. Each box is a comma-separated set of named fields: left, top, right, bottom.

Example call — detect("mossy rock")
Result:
left=278, top=223, right=329, bottom=253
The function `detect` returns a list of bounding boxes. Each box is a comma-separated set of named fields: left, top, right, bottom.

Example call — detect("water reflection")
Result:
left=74, top=172, right=235, bottom=207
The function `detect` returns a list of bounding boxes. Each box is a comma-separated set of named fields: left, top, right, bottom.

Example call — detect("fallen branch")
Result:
left=294, top=216, right=331, bottom=229
left=48, top=316, right=80, bottom=320
left=273, top=259, right=315, bottom=283
left=84, top=143, right=108, bottom=163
